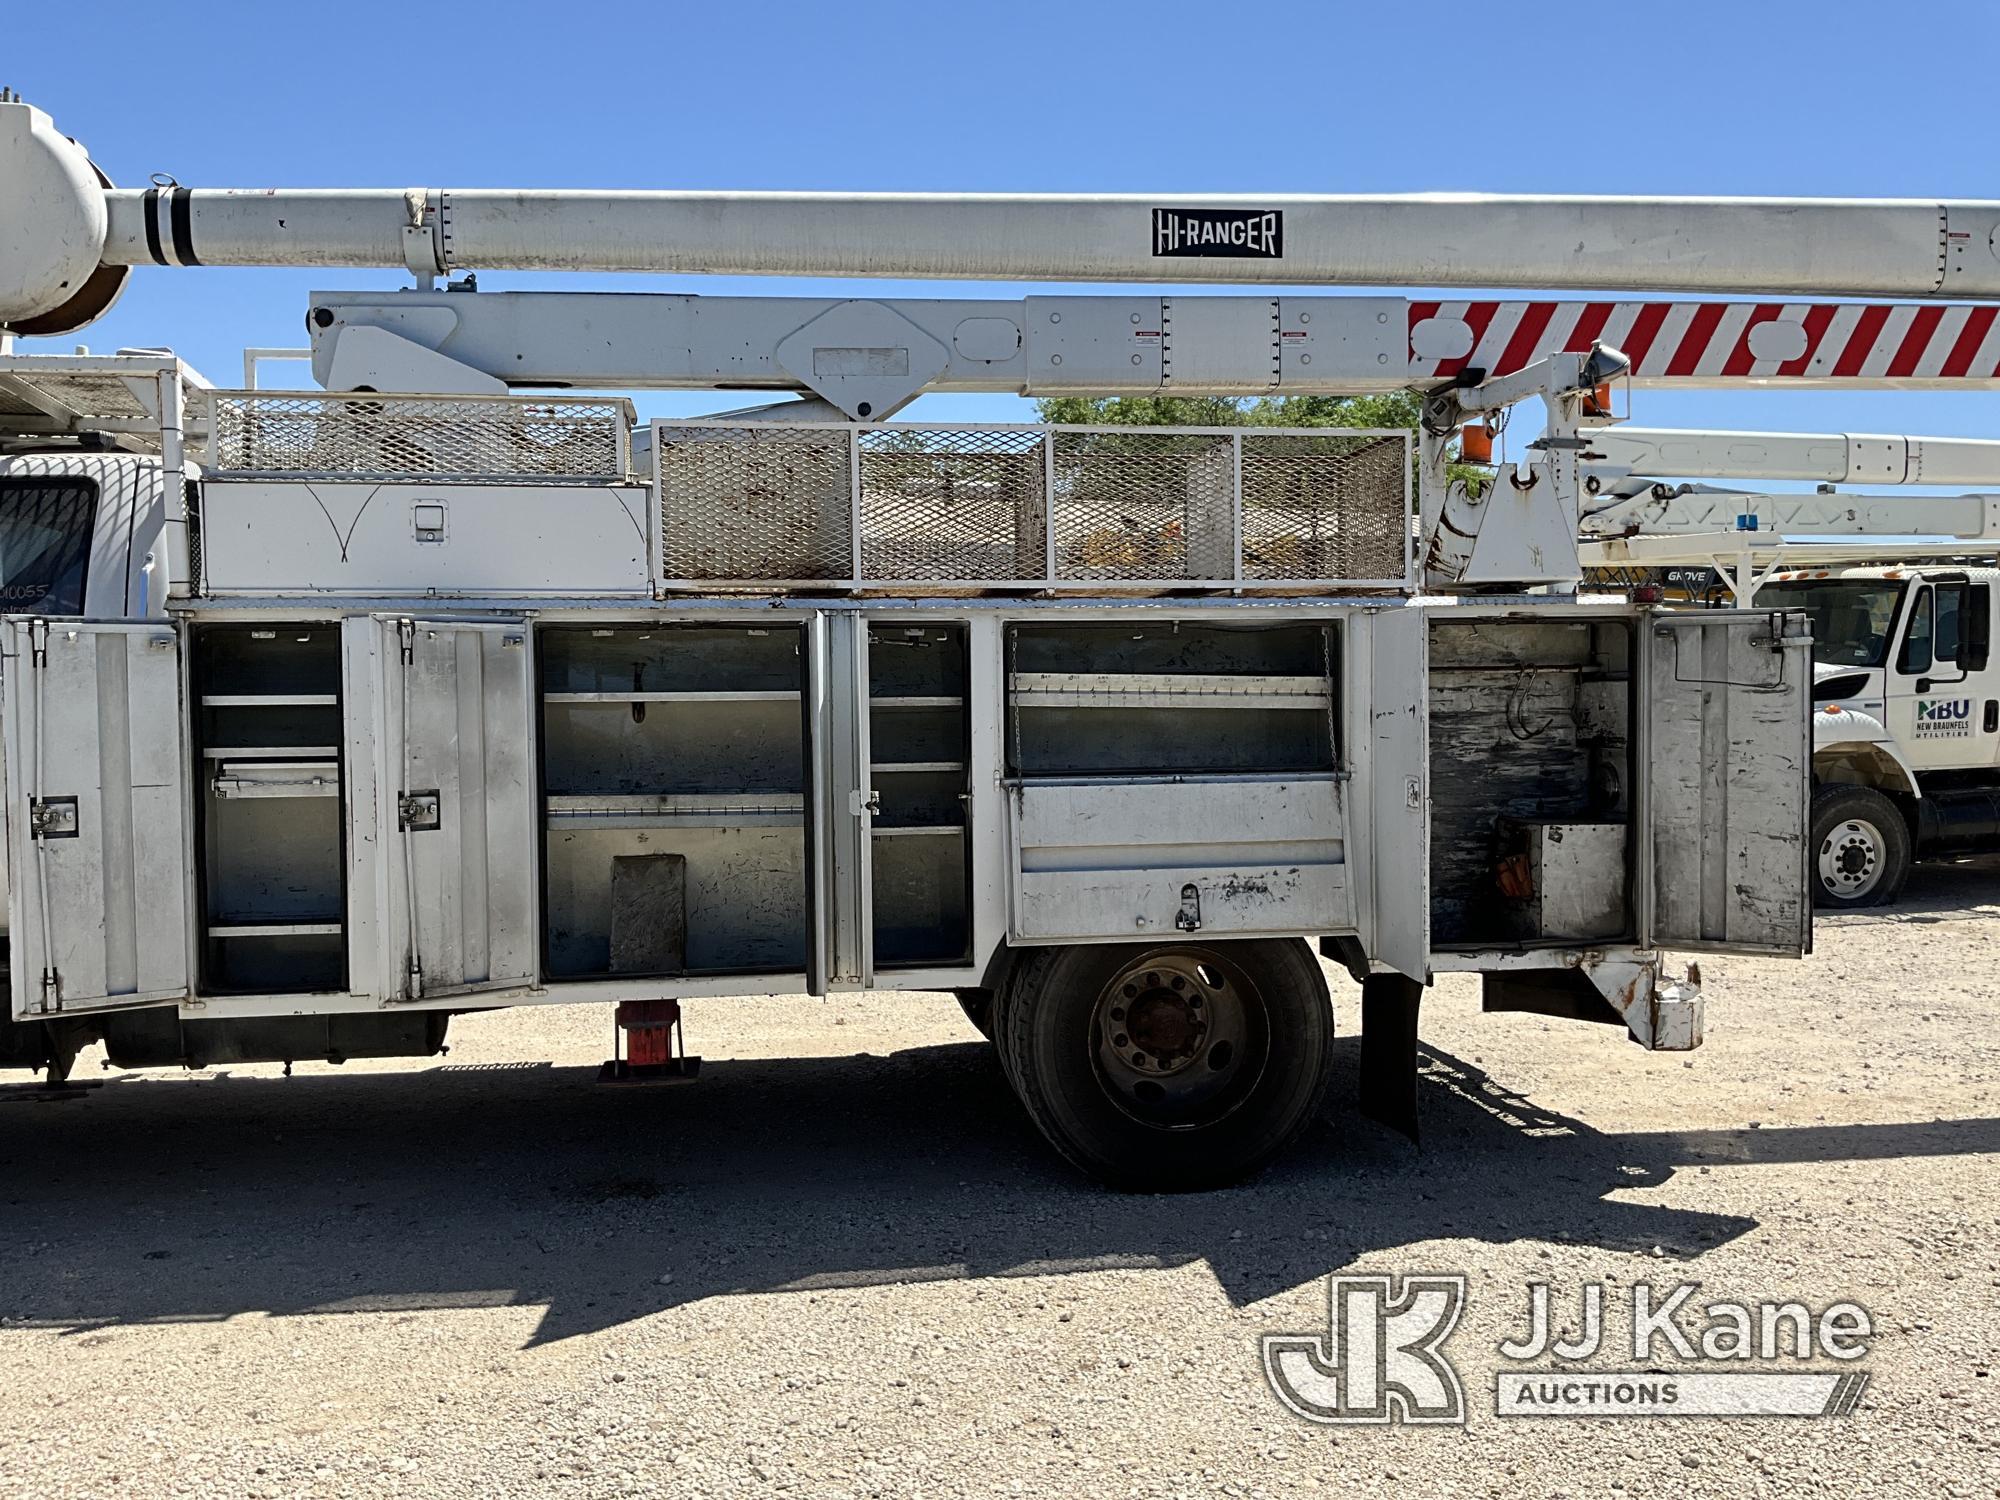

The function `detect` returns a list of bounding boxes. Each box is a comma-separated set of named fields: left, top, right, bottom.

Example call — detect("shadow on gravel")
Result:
left=1, top=1033, right=1995, bottom=1346
left=1820, top=852, right=2000, bottom=926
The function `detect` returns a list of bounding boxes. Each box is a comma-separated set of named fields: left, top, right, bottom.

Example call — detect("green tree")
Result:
left=1034, top=391, right=1422, bottom=430
left=1033, top=390, right=1483, bottom=499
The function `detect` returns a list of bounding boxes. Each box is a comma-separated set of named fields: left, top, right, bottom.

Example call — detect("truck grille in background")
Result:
left=202, top=392, right=633, bottom=483
left=655, top=422, right=1412, bottom=590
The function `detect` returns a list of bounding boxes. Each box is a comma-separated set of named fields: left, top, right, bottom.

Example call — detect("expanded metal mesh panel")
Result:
left=0, top=370, right=154, bottom=423
left=205, top=393, right=630, bottom=482
left=652, top=421, right=1412, bottom=589
left=857, top=427, right=1045, bottom=581
left=1049, top=430, right=1236, bottom=582
left=1239, top=431, right=1408, bottom=583
left=658, top=424, right=853, bottom=581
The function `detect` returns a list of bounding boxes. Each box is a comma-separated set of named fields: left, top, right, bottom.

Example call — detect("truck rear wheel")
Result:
left=996, top=940, right=1334, bottom=1191
left=1812, top=785, right=1912, bottom=908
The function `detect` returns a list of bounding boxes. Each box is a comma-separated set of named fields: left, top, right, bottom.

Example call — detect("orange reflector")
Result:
left=1583, top=382, right=1615, bottom=416
left=1461, top=424, right=1493, bottom=463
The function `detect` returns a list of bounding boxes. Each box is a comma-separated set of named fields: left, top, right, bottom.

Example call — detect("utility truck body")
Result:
left=0, top=384, right=1813, bottom=1186
left=0, top=95, right=1874, bottom=1185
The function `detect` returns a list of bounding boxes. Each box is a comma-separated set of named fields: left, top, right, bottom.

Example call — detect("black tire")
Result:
left=999, top=939, right=1334, bottom=1192
left=1811, top=784, right=1913, bottom=908
left=952, top=988, right=995, bottom=1042
left=990, top=964, right=1028, bottom=1090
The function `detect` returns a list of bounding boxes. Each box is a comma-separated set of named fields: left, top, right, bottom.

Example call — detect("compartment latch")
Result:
left=28, top=795, right=77, bottom=840
left=398, top=789, right=441, bottom=832
left=411, top=500, right=447, bottom=544
left=1175, top=883, right=1203, bottom=931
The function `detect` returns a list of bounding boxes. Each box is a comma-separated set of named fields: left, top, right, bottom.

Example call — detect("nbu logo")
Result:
left=1917, top=697, right=1972, bottom=722
left=1914, top=697, right=1975, bottom=736
left=1262, top=1274, right=1467, bottom=1425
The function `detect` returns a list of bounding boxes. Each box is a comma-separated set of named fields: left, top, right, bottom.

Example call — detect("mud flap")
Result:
left=1358, top=972, right=1423, bottom=1141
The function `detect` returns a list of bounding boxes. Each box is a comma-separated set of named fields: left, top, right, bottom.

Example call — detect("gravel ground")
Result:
left=2, top=861, right=1997, bottom=1499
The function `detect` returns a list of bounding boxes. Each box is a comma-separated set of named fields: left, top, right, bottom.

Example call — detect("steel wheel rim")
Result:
left=1818, top=817, right=1886, bottom=899
left=1088, top=948, right=1272, bottom=1129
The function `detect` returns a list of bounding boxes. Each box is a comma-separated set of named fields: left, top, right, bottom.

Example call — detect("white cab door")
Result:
left=1884, top=577, right=2000, bottom=772
left=2, top=619, right=193, bottom=1017
left=1641, top=609, right=1813, bottom=956
left=345, top=617, right=538, bottom=1001
left=1361, top=605, right=1429, bottom=979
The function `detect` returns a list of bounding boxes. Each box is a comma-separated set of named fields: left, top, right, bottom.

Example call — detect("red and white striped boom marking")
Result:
left=1408, top=301, right=2000, bottom=387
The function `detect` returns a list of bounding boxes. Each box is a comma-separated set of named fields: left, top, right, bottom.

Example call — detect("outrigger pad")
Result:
left=599, top=997, right=701, bottom=1085
left=597, top=1057, right=703, bottom=1086
left=1357, top=973, right=1423, bottom=1142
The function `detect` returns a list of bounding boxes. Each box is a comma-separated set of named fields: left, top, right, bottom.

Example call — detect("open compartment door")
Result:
left=1641, top=609, right=1813, bottom=956
left=3, top=619, right=192, bottom=1017
left=347, top=617, right=538, bottom=1001
left=814, top=612, right=874, bottom=989
left=1361, top=606, right=1429, bottom=979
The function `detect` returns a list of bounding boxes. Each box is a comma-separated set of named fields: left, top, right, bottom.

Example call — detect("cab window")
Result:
left=1899, top=587, right=1933, bottom=675
left=1752, top=578, right=1903, bottom=667
left=1935, top=583, right=1966, bottom=666
left=0, top=478, right=96, bottom=615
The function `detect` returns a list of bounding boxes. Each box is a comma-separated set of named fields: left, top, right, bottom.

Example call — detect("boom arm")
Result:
left=9, top=98, right=2000, bottom=333
left=303, top=291, right=2000, bottom=418
left=1577, top=424, right=2000, bottom=598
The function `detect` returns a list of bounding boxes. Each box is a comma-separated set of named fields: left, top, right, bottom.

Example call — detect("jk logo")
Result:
left=1262, top=1274, right=1468, bottom=1425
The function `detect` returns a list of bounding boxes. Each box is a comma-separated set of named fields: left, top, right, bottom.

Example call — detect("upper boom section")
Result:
left=7, top=99, right=2000, bottom=334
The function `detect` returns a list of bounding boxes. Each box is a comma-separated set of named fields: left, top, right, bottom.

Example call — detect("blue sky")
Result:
left=10, top=0, right=2000, bottom=447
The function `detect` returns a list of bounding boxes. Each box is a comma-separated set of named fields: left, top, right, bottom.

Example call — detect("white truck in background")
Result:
left=1756, top=564, right=1999, bottom=906
left=1577, top=428, right=2000, bottom=908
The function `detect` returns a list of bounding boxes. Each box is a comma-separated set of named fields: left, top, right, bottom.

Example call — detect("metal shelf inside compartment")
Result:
left=202, top=745, right=339, bottom=759
left=199, top=693, right=339, bottom=707
left=210, top=758, right=340, bottom=800
left=208, top=920, right=343, bottom=938
left=545, top=791, right=805, bottom=830
left=1009, top=671, right=1331, bottom=710
left=542, top=690, right=801, bottom=704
